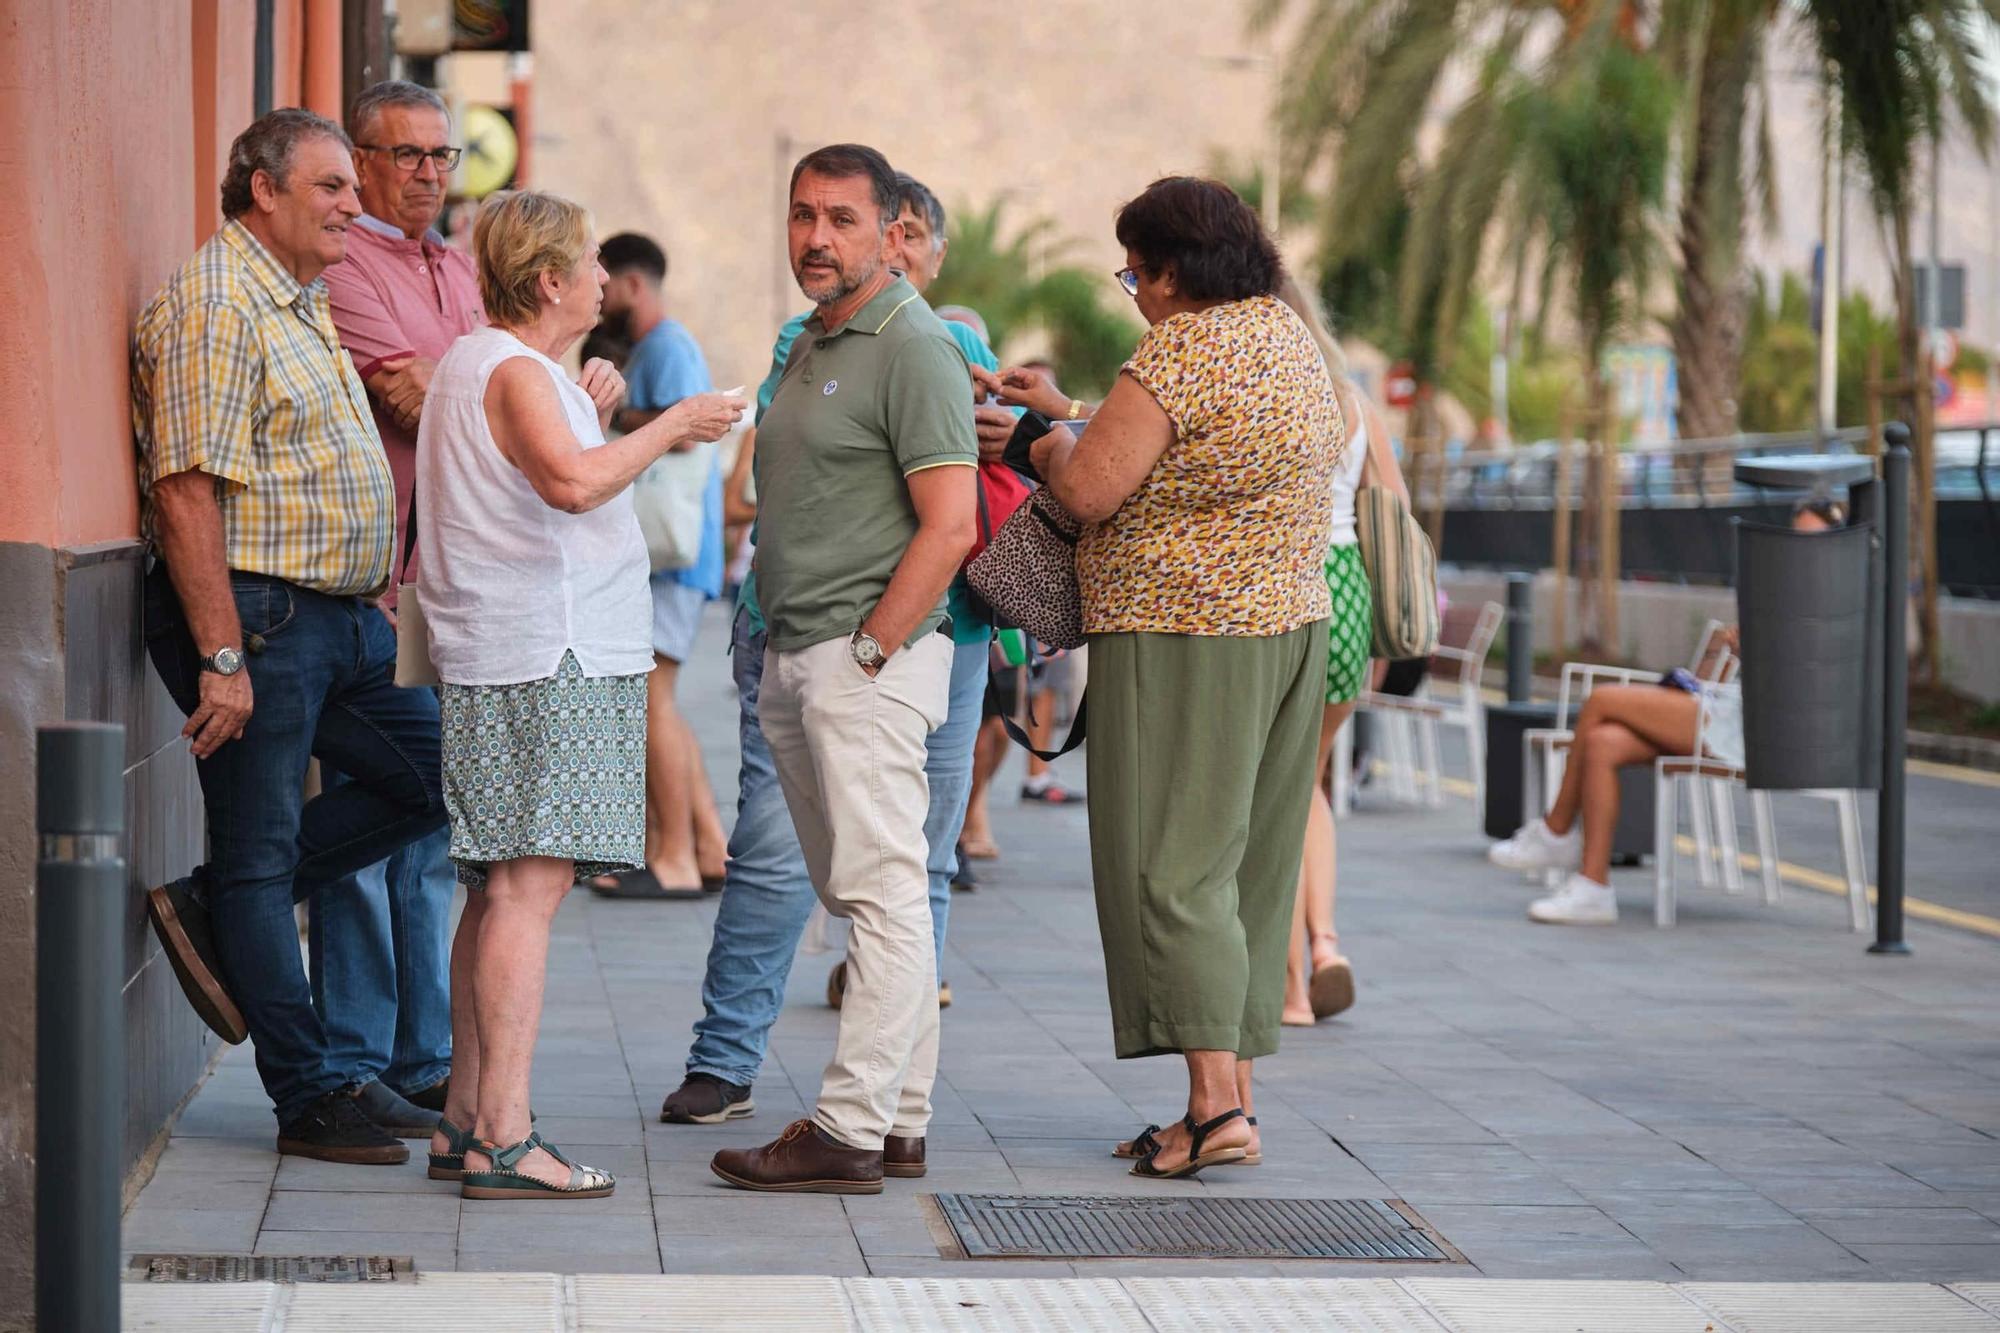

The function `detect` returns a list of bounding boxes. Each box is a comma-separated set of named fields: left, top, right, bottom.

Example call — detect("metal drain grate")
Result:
left=129, top=1254, right=413, bottom=1283
left=929, top=1195, right=1460, bottom=1262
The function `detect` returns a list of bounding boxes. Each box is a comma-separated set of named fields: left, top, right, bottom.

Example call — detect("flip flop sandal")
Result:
left=1112, top=1123, right=1165, bottom=1160
left=427, top=1115, right=475, bottom=1182
left=1130, top=1108, right=1250, bottom=1180
left=961, top=836, right=1000, bottom=860
left=1309, top=960, right=1356, bottom=1019
left=1020, top=784, right=1085, bottom=805
left=460, top=1132, right=615, bottom=1200
left=589, top=868, right=704, bottom=900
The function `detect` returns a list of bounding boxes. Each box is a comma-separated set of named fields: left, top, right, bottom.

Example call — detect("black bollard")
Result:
left=35, top=723, right=126, bottom=1333
left=1871, top=427, right=1911, bottom=955
left=1505, top=573, right=1534, bottom=704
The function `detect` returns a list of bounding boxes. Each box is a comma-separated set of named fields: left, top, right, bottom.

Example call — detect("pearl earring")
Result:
left=553, top=296, right=562, bottom=305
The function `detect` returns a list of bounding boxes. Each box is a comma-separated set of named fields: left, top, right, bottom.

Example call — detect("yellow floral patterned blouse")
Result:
left=1078, top=295, right=1345, bottom=637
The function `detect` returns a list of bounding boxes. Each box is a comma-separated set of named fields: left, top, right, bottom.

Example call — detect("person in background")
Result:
left=319, top=79, right=481, bottom=1136
left=415, top=190, right=744, bottom=1197
left=587, top=231, right=729, bottom=899
left=660, top=165, right=986, bottom=1133
left=1271, top=273, right=1406, bottom=1025
left=136, top=108, right=445, bottom=1164
left=707, top=145, right=976, bottom=1194
left=1021, top=177, right=1340, bottom=1179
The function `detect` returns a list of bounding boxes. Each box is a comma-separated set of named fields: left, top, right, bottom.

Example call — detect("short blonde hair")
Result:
left=473, top=190, right=592, bottom=327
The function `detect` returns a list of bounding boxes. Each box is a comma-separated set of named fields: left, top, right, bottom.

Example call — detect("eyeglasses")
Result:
left=1114, top=267, right=1140, bottom=297
left=357, top=143, right=463, bottom=173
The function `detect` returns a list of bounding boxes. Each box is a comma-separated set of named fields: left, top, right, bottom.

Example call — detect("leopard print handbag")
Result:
left=965, top=486, right=1086, bottom=651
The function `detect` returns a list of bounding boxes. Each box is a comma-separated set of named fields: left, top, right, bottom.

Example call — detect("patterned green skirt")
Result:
left=1324, top=542, right=1373, bottom=704
left=439, top=650, right=647, bottom=889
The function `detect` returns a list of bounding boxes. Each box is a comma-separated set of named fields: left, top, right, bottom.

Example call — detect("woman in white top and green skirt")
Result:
left=1273, top=276, right=1409, bottom=1026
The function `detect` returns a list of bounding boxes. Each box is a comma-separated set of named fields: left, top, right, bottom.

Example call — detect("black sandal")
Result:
left=1112, top=1123, right=1165, bottom=1160
left=1130, top=1108, right=1250, bottom=1179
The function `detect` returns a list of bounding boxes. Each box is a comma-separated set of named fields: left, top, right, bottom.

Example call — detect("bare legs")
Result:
left=959, top=712, right=1011, bottom=859
left=1543, top=685, right=1699, bottom=884
left=1284, top=700, right=1355, bottom=1024
left=637, top=653, right=725, bottom=886
left=445, top=856, right=577, bottom=1188
left=1139, top=1049, right=1256, bottom=1171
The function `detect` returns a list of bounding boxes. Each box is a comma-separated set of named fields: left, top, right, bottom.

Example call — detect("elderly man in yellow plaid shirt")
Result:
left=133, top=108, right=447, bottom=1168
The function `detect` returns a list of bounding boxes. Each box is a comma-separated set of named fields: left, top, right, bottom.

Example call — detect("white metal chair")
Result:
left=1356, top=600, right=1503, bottom=819
left=1653, top=683, right=1870, bottom=931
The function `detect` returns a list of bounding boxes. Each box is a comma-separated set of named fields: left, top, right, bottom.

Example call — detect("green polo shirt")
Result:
left=752, top=276, right=979, bottom=653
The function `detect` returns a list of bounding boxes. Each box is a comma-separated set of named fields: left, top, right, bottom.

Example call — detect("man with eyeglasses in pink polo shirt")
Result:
left=318, top=79, right=486, bottom=1137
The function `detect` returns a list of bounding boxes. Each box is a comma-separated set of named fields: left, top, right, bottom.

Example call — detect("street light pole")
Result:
left=1817, top=69, right=1842, bottom=443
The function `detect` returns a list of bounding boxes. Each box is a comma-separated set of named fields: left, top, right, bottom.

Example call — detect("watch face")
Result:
left=212, top=647, right=244, bottom=674
left=852, top=634, right=883, bottom=665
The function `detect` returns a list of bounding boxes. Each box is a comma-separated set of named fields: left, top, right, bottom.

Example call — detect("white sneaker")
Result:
left=1528, top=874, right=1619, bottom=925
left=1488, top=818, right=1582, bottom=873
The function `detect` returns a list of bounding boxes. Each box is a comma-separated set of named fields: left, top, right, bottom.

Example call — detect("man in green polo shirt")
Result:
left=710, top=144, right=977, bottom=1195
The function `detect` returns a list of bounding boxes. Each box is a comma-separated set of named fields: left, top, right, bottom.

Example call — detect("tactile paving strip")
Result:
left=846, top=1278, right=1148, bottom=1332
left=933, top=1194, right=1455, bottom=1261
left=121, top=1282, right=280, bottom=1331
left=1681, top=1281, right=2000, bottom=1331
left=280, top=1272, right=565, bottom=1332
left=1403, top=1278, right=1718, bottom=1332
left=575, top=1275, right=853, bottom=1330
left=1124, top=1277, right=1449, bottom=1332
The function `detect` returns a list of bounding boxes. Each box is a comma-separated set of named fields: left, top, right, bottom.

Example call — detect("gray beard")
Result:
left=798, top=254, right=881, bottom=307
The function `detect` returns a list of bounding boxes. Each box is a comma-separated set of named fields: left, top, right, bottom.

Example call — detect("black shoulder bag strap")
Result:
left=988, top=642, right=1089, bottom=762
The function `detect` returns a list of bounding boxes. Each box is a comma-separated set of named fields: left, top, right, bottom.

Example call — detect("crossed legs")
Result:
left=1543, top=685, right=1699, bottom=883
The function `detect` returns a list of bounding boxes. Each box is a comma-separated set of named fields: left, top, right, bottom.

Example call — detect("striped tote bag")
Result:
left=1354, top=485, right=1441, bottom=660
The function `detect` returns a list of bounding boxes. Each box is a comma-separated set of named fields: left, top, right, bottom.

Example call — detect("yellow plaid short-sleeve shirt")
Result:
left=132, top=219, right=394, bottom=597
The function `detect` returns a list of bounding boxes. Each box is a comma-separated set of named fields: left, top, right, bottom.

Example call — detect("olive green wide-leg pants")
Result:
left=1085, top=620, right=1329, bottom=1061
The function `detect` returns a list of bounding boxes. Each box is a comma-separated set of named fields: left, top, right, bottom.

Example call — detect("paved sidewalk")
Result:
left=124, top=606, right=2000, bottom=1287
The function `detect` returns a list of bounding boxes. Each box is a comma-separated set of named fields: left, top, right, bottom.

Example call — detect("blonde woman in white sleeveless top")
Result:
left=1274, top=275, right=1409, bottom=1028
left=416, top=191, right=745, bottom=1201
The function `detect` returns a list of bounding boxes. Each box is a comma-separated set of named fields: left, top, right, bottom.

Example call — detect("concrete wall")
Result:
left=528, top=0, right=1291, bottom=390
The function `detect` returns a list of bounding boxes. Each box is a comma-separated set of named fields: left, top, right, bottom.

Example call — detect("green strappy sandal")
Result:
left=1130, top=1108, right=1250, bottom=1180
left=459, top=1132, right=616, bottom=1201
left=428, top=1115, right=475, bottom=1181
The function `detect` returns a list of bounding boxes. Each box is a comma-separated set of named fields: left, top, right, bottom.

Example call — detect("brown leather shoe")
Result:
left=884, top=1133, right=926, bottom=1179
left=148, top=879, right=248, bottom=1045
left=710, top=1119, right=883, bottom=1194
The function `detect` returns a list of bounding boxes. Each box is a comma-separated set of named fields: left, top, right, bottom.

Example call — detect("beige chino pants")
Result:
left=758, top=631, right=952, bottom=1151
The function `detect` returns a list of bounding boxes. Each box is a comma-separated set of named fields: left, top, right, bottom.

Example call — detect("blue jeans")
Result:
left=145, top=566, right=447, bottom=1124
left=308, top=816, right=454, bottom=1096
left=684, top=612, right=988, bottom=1087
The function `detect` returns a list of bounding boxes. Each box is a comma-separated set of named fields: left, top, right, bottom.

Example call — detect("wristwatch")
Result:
left=200, top=646, right=245, bottom=676
left=850, top=630, right=885, bottom=671
left=1065, top=398, right=1086, bottom=421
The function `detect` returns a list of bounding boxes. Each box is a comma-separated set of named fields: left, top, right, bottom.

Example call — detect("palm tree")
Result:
left=1801, top=0, right=2000, bottom=680
left=1662, top=0, right=1779, bottom=442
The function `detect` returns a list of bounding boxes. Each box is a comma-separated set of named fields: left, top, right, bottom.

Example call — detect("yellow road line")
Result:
left=1404, top=768, right=2000, bottom=940
left=1909, top=757, right=2000, bottom=789
left=1668, top=834, right=2000, bottom=940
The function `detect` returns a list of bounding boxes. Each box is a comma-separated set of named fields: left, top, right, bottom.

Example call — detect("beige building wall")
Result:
left=530, top=0, right=1284, bottom=384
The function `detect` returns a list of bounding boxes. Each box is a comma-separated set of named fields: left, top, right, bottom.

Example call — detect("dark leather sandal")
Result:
left=427, top=1115, right=474, bottom=1181
left=1112, top=1124, right=1165, bottom=1160
left=1229, top=1115, right=1261, bottom=1167
left=1130, top=1108, right=1250, bottom=1180
left=460, top=1132, right=615, bottom=1200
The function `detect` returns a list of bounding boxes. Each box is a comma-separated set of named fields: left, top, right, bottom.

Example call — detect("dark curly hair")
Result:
left=1114, top=176, right=1281, bottom=302
left=219, top=108, right=350, bottom=218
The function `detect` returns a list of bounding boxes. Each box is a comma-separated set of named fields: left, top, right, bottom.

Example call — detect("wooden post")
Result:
left=1551, top=407, right=1574, bottom=659
left=1865, top=343, right=1885, bottom=456
left=1593, top=387, right=1620, bottom=655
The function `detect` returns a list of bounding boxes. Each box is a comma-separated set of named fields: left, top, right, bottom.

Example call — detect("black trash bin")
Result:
left=1735, top=520, right=1881, bottom=791
left=1485, top=700, right=1654, bottom=858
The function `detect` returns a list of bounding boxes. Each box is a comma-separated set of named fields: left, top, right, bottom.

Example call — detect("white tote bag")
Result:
left=393, top=583, right=439, bottom=687
left=631, top=437, right=716, bottom=572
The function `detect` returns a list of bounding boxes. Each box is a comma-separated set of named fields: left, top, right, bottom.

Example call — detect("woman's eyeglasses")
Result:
left=358, top=143, right=464, bottom=174
left=1114, top=267, right=1140, bottom=298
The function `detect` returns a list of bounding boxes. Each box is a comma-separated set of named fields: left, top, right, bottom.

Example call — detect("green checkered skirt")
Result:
left=1324, top=542, right=1373, bottom=704
left=439, top=650, right=647, bottom=889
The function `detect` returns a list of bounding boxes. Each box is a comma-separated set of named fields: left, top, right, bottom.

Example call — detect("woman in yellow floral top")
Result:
left=1024, top=177, right=1343, bottom=1179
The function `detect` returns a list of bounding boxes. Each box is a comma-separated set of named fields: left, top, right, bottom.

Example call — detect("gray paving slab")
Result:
left=119, top=603, right=2000, bottom=1281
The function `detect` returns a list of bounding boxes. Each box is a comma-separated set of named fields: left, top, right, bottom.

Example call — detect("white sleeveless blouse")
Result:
left=1327, top=408, right=1369, bottom=548
left=416, top=325, right=653, bottom=686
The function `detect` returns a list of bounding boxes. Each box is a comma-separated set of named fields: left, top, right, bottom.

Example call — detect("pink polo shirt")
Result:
left=325, top=214, right=485, bottom=606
